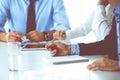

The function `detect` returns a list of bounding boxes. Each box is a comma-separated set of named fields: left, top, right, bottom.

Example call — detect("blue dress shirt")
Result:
left=114, top=3, right=120, bottom=67
left=0, top=0, right=70, bottom=35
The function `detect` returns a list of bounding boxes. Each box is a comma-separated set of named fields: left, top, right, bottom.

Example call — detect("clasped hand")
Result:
left=6, top=30, right=45, bottom=42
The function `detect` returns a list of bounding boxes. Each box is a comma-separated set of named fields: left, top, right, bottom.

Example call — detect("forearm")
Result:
left=53, top=0, right=70, bottom=31
left=108, top=0, right=120, bottom=8
left=97, top=0, right=109, bottom=6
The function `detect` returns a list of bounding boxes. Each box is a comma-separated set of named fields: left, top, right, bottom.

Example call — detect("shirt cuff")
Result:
left=119, top=54, right=120, bottom=67
left=66, top=30, right=71, bottom=40
left=70, top=44, right=80, bottom=55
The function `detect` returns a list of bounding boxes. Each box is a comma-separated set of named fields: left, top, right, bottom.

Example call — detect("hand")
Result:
left=87, top=58, right=120, bottom=71
left=6, top=31, right=22, bottom=42
left=26, top=30, right=45, bottom=42
left=53, top=30, right=66, bottom=40
left=97, top=0, right=109, bottom=6
left=45, top=42, right=70, bottom=56
left=108, top=0, right=120, bottom=8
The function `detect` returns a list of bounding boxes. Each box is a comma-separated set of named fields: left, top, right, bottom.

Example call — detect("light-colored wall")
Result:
left=63, top=0, right=98, bottom=43
left=64, top=0, right=98, bottom=29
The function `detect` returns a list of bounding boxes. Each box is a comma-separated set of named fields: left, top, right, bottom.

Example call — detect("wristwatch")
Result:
left=44, top=32, right=51, bottom=41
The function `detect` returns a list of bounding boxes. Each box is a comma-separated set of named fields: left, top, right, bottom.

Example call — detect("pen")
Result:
left=21, top=35, right=30, bottom=43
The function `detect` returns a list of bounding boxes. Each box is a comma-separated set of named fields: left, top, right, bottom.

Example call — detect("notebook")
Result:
left=52, top=55, right=89, bottom=64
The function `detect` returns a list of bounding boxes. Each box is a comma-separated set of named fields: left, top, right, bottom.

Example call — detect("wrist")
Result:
left=70, top=44, right=80, bottom=55
left=97, top=0, right=109, bottom=6
left=66, top=45, right=71, bottom=55
left=44, top=32, right=51, bottom=41
left=43, top=30, right=56, bottom=41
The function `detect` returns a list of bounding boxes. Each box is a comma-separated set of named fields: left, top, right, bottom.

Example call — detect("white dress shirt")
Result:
left=66, top=4, right=114, bottom=44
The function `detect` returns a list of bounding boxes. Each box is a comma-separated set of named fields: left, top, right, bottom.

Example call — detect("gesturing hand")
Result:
left=45, top=42, right=70, bottom=56
left=53, top=30, right=66, bottom=40
left=26, top=30, right=45, bottom=42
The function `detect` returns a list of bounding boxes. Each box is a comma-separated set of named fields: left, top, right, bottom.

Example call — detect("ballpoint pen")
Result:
left=21, top=35, right=30, bottom=43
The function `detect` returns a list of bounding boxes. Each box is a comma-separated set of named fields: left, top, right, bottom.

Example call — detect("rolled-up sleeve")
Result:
left=52, top=0, right=70, bottom=31
left=91, top=5, right=113, bottom=41
left=66, top=4, right=113, bottom=42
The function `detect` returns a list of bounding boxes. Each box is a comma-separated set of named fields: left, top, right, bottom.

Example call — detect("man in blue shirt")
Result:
left=0, top=0, right=70, bottom=42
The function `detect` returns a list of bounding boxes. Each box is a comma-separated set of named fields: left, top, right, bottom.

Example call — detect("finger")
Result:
left=57, top=31, right=62, bottom=39
left=8, top=36, right=21, bottom=42
left=87, top=63, right=98, bottom=70
left=9, top=31, right=21, bottom=38
left=46, top=43, right=56, bottom=48
left=98, top=66, right=118, bottom=71
left=29, top=35, right=38, bottom=41
left=59, top=31, right=64, bottom=39
left=51, top=50, right=57, bottom=56
left=90, top=67, right=99, bottom=71
left=26, top=30, right=35, bottom=38
left=26, top=32, right=38, bottom=41
left=7, top=33, right=22, bottom=42
left=53, top=31, right=58, bottom=39
left=59, top=31, right=65, bottom=39
left=46, top=46, right=57, bottom=53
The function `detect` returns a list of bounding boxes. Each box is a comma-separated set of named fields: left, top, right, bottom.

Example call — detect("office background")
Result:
left=4, top=0, right=98, bottom=43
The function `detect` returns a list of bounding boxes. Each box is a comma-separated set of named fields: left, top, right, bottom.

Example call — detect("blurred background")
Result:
left=4, top=0, right=98, bottom=43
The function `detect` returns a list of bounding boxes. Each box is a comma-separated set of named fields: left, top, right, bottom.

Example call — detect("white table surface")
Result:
left=0, top=42, right=120, bottom=80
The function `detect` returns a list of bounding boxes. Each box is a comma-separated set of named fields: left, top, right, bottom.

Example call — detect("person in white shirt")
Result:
left=46, top=0, right=120, bottom=71
left=53, top=4, right=113, bottom=43
left=46, top=0, right=114, bottom=56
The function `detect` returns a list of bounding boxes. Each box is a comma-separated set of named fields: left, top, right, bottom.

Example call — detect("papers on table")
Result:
left=52, top=55, right=89, bottom=64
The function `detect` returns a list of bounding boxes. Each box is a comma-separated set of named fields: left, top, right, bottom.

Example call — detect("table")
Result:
left=0, top=42, right=120, bottom=80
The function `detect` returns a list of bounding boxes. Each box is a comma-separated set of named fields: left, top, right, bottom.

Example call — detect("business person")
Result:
left=87, top=0, right=120, bottom=71
left=46, top=0, right=120, bottom=71
left=53, top=0, right=111, bottom=43
left=0, top=0, right=70, bottom=42
left=46, top=0, right=114, bottom=56
left=51, top=0, right=117, bottom=57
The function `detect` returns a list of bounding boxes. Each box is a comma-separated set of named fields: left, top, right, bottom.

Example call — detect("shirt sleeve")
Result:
left=66, top=4, right=113, bottom=42
left=0, top=0, right=9, bottom=32
left=91, top=4, right=113, bottom=41
left=114, top=3, right=120, bottom=67
left=52, top=0, right=70, bottom=31
left=66, top=12, right=94, bottom=40
left=70, top=44, right=80, bottom=55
